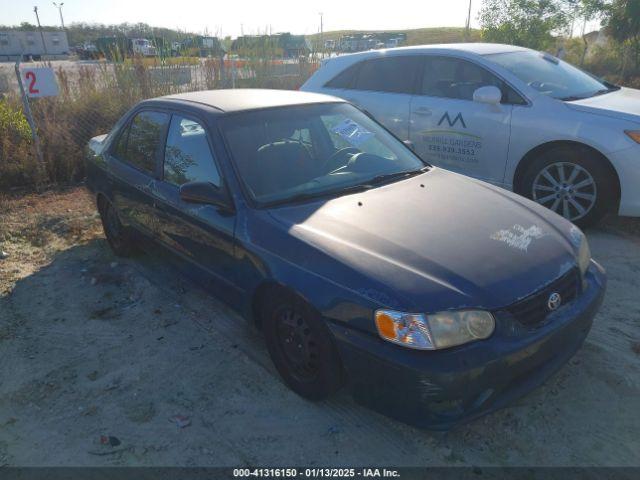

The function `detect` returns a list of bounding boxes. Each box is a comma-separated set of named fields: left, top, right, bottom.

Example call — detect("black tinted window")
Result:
left=164, top=115, right=221, bottom=186
left=126, top=111, right=169, bottom=173
left=325, top=63, right=359, bottom=89
left=503, top=85, right=527, bottom=105
left=421, top=56, right=525, bottom=104
left=355, top=56, right=420, bottom=94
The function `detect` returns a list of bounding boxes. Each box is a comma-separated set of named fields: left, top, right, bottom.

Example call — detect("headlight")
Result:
left=578, top=235, right=591, bottom=277
left=625, top=130, right=640, bottom=144
left=375, top=309, right=495, bottom=350
left=570, top=225, right=591, bottom=277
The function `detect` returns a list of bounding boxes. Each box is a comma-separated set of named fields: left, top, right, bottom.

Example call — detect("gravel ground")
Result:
left=0, top=186, right=638, bottom=467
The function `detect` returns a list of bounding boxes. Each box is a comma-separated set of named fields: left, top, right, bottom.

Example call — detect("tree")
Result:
left=564, top=0, right=609, bottom=65
left=603, top=0, right=640, bottom=76
left=479, top=0, right=569, bottom=50
left=18, top=22, right=37, bottom=31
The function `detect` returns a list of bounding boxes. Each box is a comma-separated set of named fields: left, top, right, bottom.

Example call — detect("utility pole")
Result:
left=53, top=2, right=65, bottom=30
left=464, top=0, right=472, bottom=42
left=319, top=12, right=323, bottom=56
left=34, top=6, right=49, bottom=56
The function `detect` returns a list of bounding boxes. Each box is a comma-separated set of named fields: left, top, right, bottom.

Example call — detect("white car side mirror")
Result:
left=473, top=86, right=502, bottom=105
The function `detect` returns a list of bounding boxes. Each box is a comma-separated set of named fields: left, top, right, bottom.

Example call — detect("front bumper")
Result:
left=609, top=145, right=640, bottom=216
left=328, top=262, right=606, bottom=430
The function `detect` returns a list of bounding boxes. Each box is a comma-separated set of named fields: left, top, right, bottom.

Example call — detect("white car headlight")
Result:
left=375, top=309, right=495, bottom=350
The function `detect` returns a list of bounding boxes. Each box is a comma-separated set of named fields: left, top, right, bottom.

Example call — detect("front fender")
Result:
left=235, top=210, right=406, bottom=334
left=505, top=101, right=633, bottom=188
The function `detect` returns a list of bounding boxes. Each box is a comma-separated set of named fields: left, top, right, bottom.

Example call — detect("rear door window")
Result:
left=120, top=111, right=169, bottom=174
left=113, top=124, right=130, bottom=160
left=354, top=56, right=421, bottom=94
left=163, top=115, right=221, bottom=187
left=325, top=63, right=360, bottom=89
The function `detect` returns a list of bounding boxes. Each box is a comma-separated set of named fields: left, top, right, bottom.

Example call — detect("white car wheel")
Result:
left=532, top=162, right=597, bottom=223
left=520, top=146, right=617, bottom=228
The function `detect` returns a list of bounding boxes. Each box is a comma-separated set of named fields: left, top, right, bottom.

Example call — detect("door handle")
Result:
left=413, top=107, right=432, bottom=116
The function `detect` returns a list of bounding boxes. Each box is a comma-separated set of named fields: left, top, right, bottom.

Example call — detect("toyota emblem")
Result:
left=547, top=292, right=562, bottom=311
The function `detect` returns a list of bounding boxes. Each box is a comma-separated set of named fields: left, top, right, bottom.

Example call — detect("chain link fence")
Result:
left=0, top=56, right=320, bottom=190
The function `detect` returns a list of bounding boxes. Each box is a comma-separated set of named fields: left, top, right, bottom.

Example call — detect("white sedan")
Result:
left=301, top=43, right=640, bottom=227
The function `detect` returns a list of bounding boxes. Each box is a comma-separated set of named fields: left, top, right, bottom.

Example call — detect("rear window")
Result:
left=325, top=56, right=421, bottom=95
left=114, top=110, right=169, bottom=174
left=325, top=63, right=360, bottom=89
left=355, top=56, right=420, bottom=94
left=128, top=111, right=169, bottom=173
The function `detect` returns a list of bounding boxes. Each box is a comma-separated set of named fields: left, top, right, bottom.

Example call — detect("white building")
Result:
left=0, top=30, right=70, bottom=61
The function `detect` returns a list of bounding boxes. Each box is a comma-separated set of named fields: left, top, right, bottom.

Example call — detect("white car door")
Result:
left=409, top=55, right=522, bottom=185
left=321, top=55, right=422, bottom=140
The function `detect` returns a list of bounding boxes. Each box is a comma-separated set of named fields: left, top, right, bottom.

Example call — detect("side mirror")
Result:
left=403, top=139, right=416, bottom=151
left=473, top=85, right=502, bottom=105
left=179, top=181, right=232, bottom=210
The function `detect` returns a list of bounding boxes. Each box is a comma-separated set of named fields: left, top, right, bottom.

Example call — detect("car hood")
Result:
left=565, top=87, right=640, bottom=124
left=267, top=169, right=580, bottom=313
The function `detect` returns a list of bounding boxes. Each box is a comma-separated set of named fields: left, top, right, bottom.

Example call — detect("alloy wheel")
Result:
left=532, top=161, right=597, bottom=222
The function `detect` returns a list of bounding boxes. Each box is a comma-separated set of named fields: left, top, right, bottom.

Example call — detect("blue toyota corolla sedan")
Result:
left=85, top=89, right=606, bottom=429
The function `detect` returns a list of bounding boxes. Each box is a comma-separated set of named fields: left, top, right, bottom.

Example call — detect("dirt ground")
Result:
left=0, top=185, right=639, bottom=467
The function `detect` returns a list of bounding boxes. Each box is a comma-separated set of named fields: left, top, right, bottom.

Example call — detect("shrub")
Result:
left=0, top=98, right=36, bottom=189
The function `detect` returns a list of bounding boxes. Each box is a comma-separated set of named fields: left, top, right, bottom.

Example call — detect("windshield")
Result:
left=221, top=103, right=427, bottom=206
left=485, top=50, right=613, bottom=101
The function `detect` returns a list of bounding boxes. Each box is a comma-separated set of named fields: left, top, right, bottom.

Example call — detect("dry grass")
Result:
left=122, top=56, right=202, bottom=67
left=0, top=186, right=102, bottom=294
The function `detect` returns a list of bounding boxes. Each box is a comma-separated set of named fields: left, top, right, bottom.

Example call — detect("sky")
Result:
left=2, top=0, right=485, bottom=37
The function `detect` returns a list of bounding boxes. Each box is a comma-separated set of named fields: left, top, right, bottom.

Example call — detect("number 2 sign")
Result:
left=20, top=67, right=59, bottom=98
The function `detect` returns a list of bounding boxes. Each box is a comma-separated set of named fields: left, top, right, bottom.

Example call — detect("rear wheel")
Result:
left=262, top=292, right=343, bottom=400
left=98, top=197, right=136, bottom=257
left=519, top=146, right=616, bottom=228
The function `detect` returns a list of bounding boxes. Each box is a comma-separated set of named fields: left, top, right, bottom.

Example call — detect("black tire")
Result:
left=262, top=291, right=343, bottom=400
left=518, top=145, right=617, bottom=228
left=97, top=197, right=136, bottom=257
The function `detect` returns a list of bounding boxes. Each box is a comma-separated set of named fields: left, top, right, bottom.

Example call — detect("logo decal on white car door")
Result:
left=437, top=111, right=467, bottom=129
left=418, top=111, right=482, bottom=166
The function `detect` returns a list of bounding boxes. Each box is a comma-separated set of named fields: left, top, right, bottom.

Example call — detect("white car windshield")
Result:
left=485, top=50, right=615, bottom=101
left=221, top=103, right=428, bottom=206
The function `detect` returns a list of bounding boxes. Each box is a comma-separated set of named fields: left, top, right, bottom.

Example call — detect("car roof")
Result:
left=160, top=89, right=345, bottom=113
left=390, top=43, right=528, bottom=55
left=329, top=43, right=529, bottom=61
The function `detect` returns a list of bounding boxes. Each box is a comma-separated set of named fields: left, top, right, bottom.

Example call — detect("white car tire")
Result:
left=519, top=146, right=617, bottom=228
